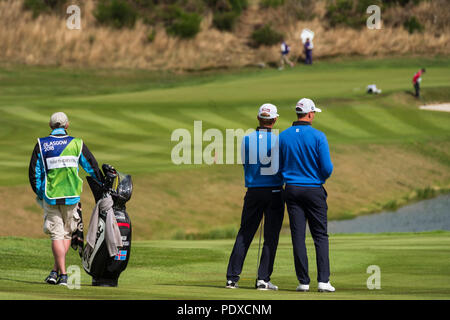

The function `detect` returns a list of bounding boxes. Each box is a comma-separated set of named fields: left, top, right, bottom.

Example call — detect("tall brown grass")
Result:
left=0, top=0, right=449, bottom=71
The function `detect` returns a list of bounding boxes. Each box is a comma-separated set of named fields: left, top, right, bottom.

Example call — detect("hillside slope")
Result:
left=0, top=0, right=449, bottom=70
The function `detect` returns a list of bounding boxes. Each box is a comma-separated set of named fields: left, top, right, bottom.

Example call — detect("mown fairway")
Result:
left=1, top=58, right=449, bottom=300
left=0, top=57, right=450, bottom=239
left=0, top=232, right=449, bottom=299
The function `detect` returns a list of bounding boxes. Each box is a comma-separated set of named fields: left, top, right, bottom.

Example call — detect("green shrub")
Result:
left=94, top=0, right=138, bottom=29
left=381, top=0, right=422, bottom=6
left=403, top=16, right=424, bottom=34
left=260, top=0, right=285, bottom=9
left=23, top=0, right=47, bottom=18
left=23, top=0, right=67, bottom=18
left=250, top=24, right=283, bottom=47
left=284, top=0, right=316, bottom=21
left=133, top=0, right=156, bottom=8
left=325, top=0, right=381, bottom=29
left=147, top=29, right=156, bottom=43
left=228, top=0, right=248, bottom=13
left=163, top=6, right=202, bottom=39
left=205, top=0, right=247, bottom=31
left=205, top=0, right=248, bottom=13
left=325, top=0, right=359, bottom=28
left=212, top=11, right=239, bottom=31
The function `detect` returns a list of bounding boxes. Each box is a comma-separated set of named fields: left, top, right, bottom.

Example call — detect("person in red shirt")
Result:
left=412, top=68, right=426, bottom=98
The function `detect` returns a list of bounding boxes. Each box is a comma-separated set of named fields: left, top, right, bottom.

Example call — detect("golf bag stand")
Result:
left=82, top=164, right=133, bottom=287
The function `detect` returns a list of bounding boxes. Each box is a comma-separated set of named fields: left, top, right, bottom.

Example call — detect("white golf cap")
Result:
left=49, top=112, right=69, bottom=128
left=295, top=98, right=322, bottom=114
left=258, top=103, right=279, bottom=119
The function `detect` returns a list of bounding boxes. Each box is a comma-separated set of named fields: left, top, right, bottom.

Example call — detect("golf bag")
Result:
left=82, top=164, right=133, bottom=287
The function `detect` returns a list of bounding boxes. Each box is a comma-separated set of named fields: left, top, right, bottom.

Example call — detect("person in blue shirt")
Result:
left=279, top=98, right=335, bottom=293
left=226, top=104, right=285, bottom=291
left=304, top=38, right=313, bottom=65
left=279, top=40, right=294, bottom=70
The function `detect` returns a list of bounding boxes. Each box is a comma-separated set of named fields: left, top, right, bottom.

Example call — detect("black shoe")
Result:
left=45, top=270, right=58, bottom=285
left=225, top=280, right=238, bottom=289
left=57, top=274, right=68, bottom=286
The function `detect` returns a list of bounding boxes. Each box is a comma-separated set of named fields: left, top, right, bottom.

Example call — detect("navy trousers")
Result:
left=305, top=50, right=312, bottom=64
left=226, top=187, right=285, bottom=282
left=284, top=185, right=330, bottom=284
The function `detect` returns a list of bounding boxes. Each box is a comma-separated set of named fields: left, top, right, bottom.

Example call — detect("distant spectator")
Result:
left=412, top=68, right=426, bottom=98
left=304, top=38, right=313, bottom=65
left=279, top=40, right=294, bottom=70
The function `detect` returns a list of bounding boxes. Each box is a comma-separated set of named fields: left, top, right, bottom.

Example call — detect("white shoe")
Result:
left=296, top=283, right=310, bottom=292
left=318, top=282, right=335, bottom=292
left=256, top=280, right=278, bottom=291
left=225, top=280, right=238, bottom=289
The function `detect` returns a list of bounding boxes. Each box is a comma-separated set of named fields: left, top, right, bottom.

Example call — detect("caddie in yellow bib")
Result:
left=29, top=112, right=103, bottom=285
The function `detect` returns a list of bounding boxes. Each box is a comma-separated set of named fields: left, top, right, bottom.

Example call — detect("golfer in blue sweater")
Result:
left=279, top=98, right=335, bottom=292
left=226, top=103, right=284, bottom=291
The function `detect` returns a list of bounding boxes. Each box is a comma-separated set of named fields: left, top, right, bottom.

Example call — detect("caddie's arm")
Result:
left=28, top=143, right=45, bottom=200
left=79, top=142, right=103, bottom=184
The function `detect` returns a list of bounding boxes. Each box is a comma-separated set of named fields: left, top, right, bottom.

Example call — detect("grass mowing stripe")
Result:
left=387, top=105, right=447, bottom=134
left=0, top=105, right=50, bottom=123
left=69, top=109, right=149, bottom=135
left=237, top=106, right=353, bottom=141
left=122, top=111, right=190, bottom=132
left=82, top=134, right=168, bottom=154
left=350, top=103, right=424, bottom=136
left=179, top=109, right=250, bottom=130
left=338, top=105, right=398, bottom=138
left=418, top=109, right=450, bottom=131
left=317, top=108, right=373, bottom=139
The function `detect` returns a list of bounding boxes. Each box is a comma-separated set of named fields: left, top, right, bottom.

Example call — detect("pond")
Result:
left=328, top=194, right=450, bottom=234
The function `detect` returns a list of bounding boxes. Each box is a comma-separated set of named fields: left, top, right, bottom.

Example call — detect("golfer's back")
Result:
left=279, top=122, right=333, bottom=187
left=241, top=129, right=283, bottom=188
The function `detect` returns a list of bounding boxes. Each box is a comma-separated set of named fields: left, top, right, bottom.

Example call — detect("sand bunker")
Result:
left=419, top=103, right=450, bottom=112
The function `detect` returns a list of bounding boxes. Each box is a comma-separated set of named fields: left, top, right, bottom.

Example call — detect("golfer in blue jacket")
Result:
left=279, top=98, right=335, bottom=292
left=226, top=103, right=284, bottom=291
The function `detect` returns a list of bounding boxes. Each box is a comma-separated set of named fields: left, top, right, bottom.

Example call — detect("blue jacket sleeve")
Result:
left=318, top=133, right=333, bottom=180
left=79, top=142, right=103, bottom=183
left=28, top=143, right=45, bottom=199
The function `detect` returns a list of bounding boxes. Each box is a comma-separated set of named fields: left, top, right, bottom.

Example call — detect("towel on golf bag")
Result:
left=71, top=202, right=84, bottom=257
left=86, top=195, right=123, bottom=257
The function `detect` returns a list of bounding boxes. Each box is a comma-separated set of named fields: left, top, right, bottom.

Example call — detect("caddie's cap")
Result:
left=295, top=98, right=322, bottom=114
left=49, top=112, right=69, bottom=128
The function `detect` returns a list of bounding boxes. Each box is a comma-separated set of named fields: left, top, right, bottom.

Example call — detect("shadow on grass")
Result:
left=0, top=277, right=43, bottom=286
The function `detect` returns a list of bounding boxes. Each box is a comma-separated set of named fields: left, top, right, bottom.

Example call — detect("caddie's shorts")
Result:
left=43, top=202, right=80, bottom=240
